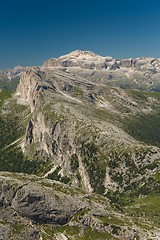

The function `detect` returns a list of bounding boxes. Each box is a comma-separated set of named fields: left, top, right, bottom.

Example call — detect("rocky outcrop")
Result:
left=16, top=68, right=44, bottom=109
left=0, top=173, right=83, bottom=224
left=0, top=172, right=159, bottom=240
left=11, top=183, right=79, bottom=224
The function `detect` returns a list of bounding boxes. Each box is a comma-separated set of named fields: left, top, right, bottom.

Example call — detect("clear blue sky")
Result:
left=0, top=0, right=160, bottom=69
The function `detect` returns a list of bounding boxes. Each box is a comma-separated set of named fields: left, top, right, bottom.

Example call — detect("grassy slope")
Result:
left=0, top=78, right=20, bottom=90
left=124, top=193, right=160, bottom=228
left=124, top=90, right=160, bottom=147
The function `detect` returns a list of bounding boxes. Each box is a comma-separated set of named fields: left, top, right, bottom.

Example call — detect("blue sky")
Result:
left=0, top=0, right=160, bottom=68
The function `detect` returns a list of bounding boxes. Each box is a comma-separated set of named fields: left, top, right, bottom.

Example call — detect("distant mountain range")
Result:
left=1, top=50, right=160, bottom=91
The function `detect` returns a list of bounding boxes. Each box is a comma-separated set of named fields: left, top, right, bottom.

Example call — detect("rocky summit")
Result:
left=0, top=50, right=160, bottom=239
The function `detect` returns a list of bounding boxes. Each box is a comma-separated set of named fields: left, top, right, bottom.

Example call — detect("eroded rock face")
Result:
left=16, top=68, right=45, bottom=109
left=0, top=174, right=82, bottom=225
left=0, top=172, right=159, bottom=240
left=11, top=183, right=79, bottom=224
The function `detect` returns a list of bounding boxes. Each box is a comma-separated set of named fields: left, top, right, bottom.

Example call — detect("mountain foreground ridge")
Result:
left=0, top=50, right=160, bottom=239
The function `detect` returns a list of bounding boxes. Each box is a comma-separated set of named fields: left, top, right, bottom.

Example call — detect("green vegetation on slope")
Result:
left=0, top=78, right=20, bottom=90
left=81, top=141, right=106, bottom=194
left=104, top=145, right=160, bottom=208
left=0, top=91, right=51, bottom=176
left=124, top=113, right=160, bottom=147
left=0, top=115, right=23, bottom=149
left=129, top=89, right=160, bottom=100
left=0, top=90, right=12, bottom=108
left=123, top=90, right=160, bottom=147
left=125, top=193, right=160, bottom=228
left=47, top=166, right=71, bottom=184
left=0, top=91, right=28, bottom=173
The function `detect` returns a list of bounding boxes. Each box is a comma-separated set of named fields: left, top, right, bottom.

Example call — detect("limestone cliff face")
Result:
left=16, top=68, right=45, bottom=110
left=15, top=66, right=160, bottom=197
left=16, top=68, right=93, bottom=192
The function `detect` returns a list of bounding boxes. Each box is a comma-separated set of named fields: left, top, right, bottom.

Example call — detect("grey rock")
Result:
left=11, top=182, right=79, bottom=224
left=0, top=172, right=159, bottom=240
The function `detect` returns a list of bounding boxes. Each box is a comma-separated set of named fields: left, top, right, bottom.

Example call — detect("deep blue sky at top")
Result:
left=0, top=0, right=160, bottom=68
